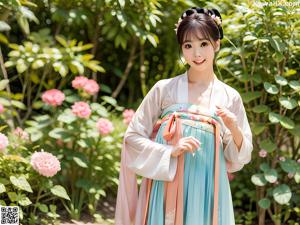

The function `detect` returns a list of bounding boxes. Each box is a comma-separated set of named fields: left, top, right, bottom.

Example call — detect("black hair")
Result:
left=176, top=7, right=223, bottom=46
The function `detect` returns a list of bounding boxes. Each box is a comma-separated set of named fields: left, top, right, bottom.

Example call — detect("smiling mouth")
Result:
left=193, top=59, right=206, bottom=65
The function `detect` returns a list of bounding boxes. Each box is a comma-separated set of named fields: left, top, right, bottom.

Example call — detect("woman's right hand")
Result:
left=171, top=136, right=201, bottom=157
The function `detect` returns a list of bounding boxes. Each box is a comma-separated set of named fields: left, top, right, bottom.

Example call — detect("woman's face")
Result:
left=181, top=32, right=220, bottom=72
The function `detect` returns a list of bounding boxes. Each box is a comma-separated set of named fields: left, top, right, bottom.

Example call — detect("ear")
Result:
left=214, top=39, right=220, bottom=52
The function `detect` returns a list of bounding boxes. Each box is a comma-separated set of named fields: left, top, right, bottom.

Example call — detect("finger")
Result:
left=182, top=142, right=193, bottom=151
left=188, top=139, right=200, bottom=149
left=186, top=136, right=200, bottom=146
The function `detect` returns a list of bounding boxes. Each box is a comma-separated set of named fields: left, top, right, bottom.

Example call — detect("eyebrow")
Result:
left=183, top=39, right=208, bottom=44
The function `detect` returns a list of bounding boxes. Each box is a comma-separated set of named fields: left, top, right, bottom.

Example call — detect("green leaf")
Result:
left=118, top=0, right=125, bottom=7
left=0, top=33, right=8, bottom=44
left=49, top=128, right=71, bottom=140
left=37, top=203, right=48, bottom=213
left=50, top=185, right=70, bottom=201
left=101, top=96, right=117, bottom=106
left=279, top=97, right=297, bottom=110
left=284, top=69, right=297, bottom=77
left=32, top=59, right=45, bottom=69
left=272, top=52, right=284, bottom=63
left=55, top=35, right=67, bottom=47
left=264, top=82, right=279, bottom=94
left=10, top=176, right=33, bottom=193
left=146, top=34, right=159, bottom=47
left=0, top=183, right=6, bottom=194
left=273, top=184, right=292, bottom=205
left=269, top=112, right=281, bottom=123
left=264, top=169, right=278, bottom=183
left=11, top=100, right=26, bottom=110
left=289, top=80, right=300, bottom=91
left=19, top=195, right=32, bottom=206
left=25, top=128, right=43, bottom=142
left=70, top=60, right=84, bottom=74
left=295, top=170, right=300, bottom=184
left=274, top=75, right=288, bottom=86
left=269, top=36, right=285, bottom=52
left=259, top=163, right=270, bottom=172
left=91, top=103, right=109, bottom=117
left=53, top=62, right=68, bottom=77
left=73, top=156, right=88, bottom=168
left=258, top=198, right=271, bottom=209
left=252, top=123, right=266, bottom=135
left=57, top=109, right=76, bottom=124
left=252, top=105, right=270, bottom=113
left=241, top=91, right=261, bottom=103
left=8, top=192, right=18, bottom=202
left=279, top=159, right=297, bottom=174
left=16, top=59, right=28, bottom=73
left=289, top=125, right=300, bottom=137
left=0, top=79, right=9, bottom=91
left=280, top=116, right=295, bottom=129
left=251, top=173, right=267, bottom=186
left=0, top=21, right=11, bottom=32
left=243, top=35, right=257, bottom=42
left=259, top=139, right=276, bottom=153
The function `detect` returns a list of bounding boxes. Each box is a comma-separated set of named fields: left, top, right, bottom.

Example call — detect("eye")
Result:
left=183, top=43, right=192, bottom=49
left=201, top=42, right=209, bottom=47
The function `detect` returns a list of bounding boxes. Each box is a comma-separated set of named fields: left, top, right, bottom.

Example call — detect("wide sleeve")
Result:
left=222, top=93, right=253, bottom=173
left=124, top=80, right=178, bottom=181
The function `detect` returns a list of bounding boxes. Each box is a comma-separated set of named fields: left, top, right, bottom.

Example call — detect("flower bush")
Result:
left=0, top=128, right=69, bottom=225
left=23, top=76, right=125, bottom=220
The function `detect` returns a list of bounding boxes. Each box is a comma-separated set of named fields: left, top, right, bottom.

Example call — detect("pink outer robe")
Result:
left=115, top=72, right=253, bottom=225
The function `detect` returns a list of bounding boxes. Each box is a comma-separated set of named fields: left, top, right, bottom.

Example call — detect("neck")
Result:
left=187, top=67, right=216, bottom=86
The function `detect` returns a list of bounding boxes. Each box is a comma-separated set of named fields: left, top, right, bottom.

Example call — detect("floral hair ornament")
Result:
left=174, top=11, right=222, bottom=34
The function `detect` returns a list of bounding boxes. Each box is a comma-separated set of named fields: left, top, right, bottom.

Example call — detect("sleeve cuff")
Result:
left=224, top=133, right=252, bottom=165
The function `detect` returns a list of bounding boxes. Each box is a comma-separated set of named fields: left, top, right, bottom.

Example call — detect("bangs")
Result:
left=182, top=23, right=214, bottom=44
left=176, top=13, right=220, bottom=45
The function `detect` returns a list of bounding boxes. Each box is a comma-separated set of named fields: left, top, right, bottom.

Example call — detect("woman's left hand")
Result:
left=215, top=105, right=238, bottom=131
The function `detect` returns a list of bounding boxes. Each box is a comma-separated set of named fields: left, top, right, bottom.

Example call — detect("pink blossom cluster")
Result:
left=0, top=103, right=4, bottom=113
left=0, top=133, right=9, bottom=152
left=96, top=118, right=114, bottom=135
left=42, top=89, right=65, bottom=106
left=122, top=109, right=135, bottom=125
left=258, top=149, right=267, bottom=158
left=13, top=127, right=29, bottom=141
left=72, top=101, right=91, bottom=118
left=72, top=76, right=100, bottom=95
left=30, top=151, right=61, bottom=177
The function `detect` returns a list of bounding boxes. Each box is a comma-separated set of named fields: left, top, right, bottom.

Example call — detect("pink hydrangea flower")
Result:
left=122, top=109, right=135, bottom=125
left=0, top=133, right=9, bottom=152
left=31, top=151, right=61, bottom=177
left=96, top=118, right=114, bottom=135
left=259, top=149, right=267, bottom=158
left=279, top=156, right=286, bottom=162
left=83, top=79, right=100, bottom=95
left=72, top=76, right=88, bottom=89
left=71, top=101, right=91, bottom=118
left=41, top=89, right=65, bottom=106
left=297, top=158, right=300, bottom=164
left=0, top=103, right=4, bottom=113
left=288, top=173, right=294, bottom=179
left=13, top=127, right=29, bottom=141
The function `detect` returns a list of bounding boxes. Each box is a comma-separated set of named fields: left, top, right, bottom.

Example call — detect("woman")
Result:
left=115, top=7, right=253, bottom=225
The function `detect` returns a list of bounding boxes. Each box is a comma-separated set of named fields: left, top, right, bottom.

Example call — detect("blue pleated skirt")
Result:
left=146, top=104, right=235, bottom=225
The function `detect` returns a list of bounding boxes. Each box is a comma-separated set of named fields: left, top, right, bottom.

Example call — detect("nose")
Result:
left=193, top=47, right=202, bottom=58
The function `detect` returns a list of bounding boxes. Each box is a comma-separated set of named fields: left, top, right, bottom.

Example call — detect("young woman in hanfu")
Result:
left=115, top=7, right=253, bottom=225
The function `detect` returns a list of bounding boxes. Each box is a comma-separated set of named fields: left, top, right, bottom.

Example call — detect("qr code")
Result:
left=0, top=206, right=19, bottom=225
